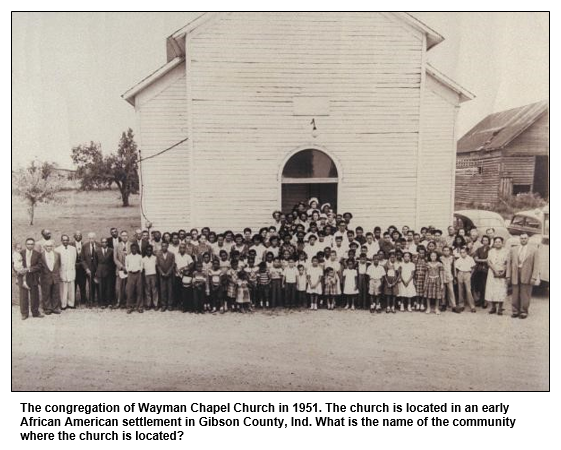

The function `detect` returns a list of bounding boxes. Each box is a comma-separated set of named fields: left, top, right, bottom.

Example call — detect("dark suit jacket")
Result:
left=107, top=236, right=120, bottom=250
left=40, top=251, right=61, bottom=284
left=156, top=251, right=175, bottom=277
left=95, top=247, right=114, bottom=278
left=20, top=249, right=42, bottom=286
left=81, top=242, right=99, bottom=273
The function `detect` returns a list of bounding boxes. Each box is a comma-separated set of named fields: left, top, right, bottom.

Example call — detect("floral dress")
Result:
left=485, top=248, right=509, bottom=303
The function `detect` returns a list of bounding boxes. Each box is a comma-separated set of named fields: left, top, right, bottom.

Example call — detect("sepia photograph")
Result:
left=11, top=11, right=549, bottom=391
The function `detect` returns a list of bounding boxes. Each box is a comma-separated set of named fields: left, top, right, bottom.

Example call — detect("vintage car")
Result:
left=453, top=210, right=512, bottom=243
left=508, top=205, right=549, bottom=283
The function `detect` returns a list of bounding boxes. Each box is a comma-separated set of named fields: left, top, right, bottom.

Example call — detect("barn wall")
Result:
left=503, top=156, right=536, bottom=186
left=455, top=150, right=502, bottom=206
left=504, top=111, right=549, bottom=156
left=135, top=63, right=191, bottom=231
left=188, top=12, right=425, bottom=231
left=418, top=79, right=459, bottom=228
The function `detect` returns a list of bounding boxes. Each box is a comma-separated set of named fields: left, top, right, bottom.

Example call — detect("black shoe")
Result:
left=44, top=311, right=52, bottom=315
left=138, top=309, right=144, bottom=313
left=453, top=307, right=461, bottom=314
left=511, top=313, right=519, bottom=318
left=21, top=316, right=29, bottom=321
left=52, top=309, right=61, bottom=314
left=497, top=310, right=504, bottom=316
left=33, top=314, right=45, bottom=318
left=489, top=308, right=496, bottom=314
left=161, top=307, right=167, bottom=312
left=519, top=314, right=528, bottom=319
left=127, top=309, right=133, bottom=314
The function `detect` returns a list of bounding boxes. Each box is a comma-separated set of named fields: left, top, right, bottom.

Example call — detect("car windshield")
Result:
left=510, top=215, right=525, bottom=226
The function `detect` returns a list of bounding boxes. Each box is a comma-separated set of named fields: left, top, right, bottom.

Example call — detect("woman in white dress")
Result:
left=485, top=237, right=509, bottom=315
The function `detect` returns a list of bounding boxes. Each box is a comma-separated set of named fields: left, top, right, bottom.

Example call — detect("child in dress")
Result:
left=366, top=254, right=385, bottom=313
left=414, top=246, right=428, bottom=311
left=307, top=256, right=323, bottom=310
left=257, top=261, right=271, bottom=308
left=324, top=250, right=342, bottom=308
left=296, top=264, right=308, bottom=308
left=383, top=251, right=400, bottom=313
left=342, top=258, right=359, bottom=310
left=398, top=252, right=417, bottom=312
left=282, top=257, right=298, bottom=309
left=208, top=258, right=224, bottom=313
left=225, top=260, right=240, bottom=313
left=323, top=267, right=339, bottom=310
left=270, top=257, right=284, bottom=309
left=236, top=271, right=251, bottom=313
left=201, top=252, right=213, bottom=312
left=424, top=251, right=444, bottom=315
left=356, top=253, right=370, bottom=309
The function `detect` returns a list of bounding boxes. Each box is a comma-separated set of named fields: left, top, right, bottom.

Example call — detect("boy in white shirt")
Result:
left=283, top=258, right=298, bottom=308
left=142, top=245, right=159, bottom=310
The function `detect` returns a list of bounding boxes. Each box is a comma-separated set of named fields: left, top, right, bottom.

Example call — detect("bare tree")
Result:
left=12, top=160, right=65, bottom=225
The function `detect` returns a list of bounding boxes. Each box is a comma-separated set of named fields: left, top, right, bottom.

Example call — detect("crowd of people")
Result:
left=13, top=198, right=541, bottom=321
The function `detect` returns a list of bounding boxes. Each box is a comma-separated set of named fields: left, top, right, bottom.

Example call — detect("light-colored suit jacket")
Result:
left=55, top=244, right=77, bottom=282
left=507, top=244, right=540, bottom=285
left=113, top=241, right=132, bottom=273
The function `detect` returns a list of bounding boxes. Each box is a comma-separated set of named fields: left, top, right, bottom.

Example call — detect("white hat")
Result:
left=308, top=197, right=319, bottom=206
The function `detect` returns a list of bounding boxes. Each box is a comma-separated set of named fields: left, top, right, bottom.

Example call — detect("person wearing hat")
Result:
left=320, top=203, right=332, bottom=214
left=307, top=197, right=320, bottom=216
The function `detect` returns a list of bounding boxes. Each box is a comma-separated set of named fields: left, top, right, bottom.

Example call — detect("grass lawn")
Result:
left=11, top=189, right=140, bottom=303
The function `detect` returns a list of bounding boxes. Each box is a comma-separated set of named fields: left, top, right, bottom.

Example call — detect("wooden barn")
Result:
left=455, top=100, right=549, bottom=206
left=123, top=12, right=473, bottom=232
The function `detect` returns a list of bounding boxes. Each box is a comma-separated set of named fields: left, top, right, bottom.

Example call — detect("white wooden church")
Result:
left=123, top=12, right=473, bottom=232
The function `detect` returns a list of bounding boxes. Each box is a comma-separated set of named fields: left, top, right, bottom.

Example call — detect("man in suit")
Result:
left=40, top=240, right=62, bottom=315
left=156, top=241, right=175, bottom=312
left=72, top=231, right=87, bottom=306
left=18, top=238, right=43, bottom=320
left=56, top=234, right=77, bottom=309
left=34, top=229, right=52, bottom=253
left=107, top=227, right=120, bottom=250
left=113, top=230, right=131, bottom=308
left=507, top=233, right=540, bottom=319
left=95, top=238, right=114, bottom=308
left=81, top=232, right=99, bottom=307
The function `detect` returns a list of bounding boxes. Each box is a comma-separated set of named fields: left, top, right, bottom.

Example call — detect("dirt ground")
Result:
left=12, top=293, right=549, bottom=391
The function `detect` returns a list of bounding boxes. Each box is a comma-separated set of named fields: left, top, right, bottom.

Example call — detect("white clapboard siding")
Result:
left=189, top=12, right=424, bottom=231
left=136, top=66, right=190, bottom=231
left=417, top=87, right=457, bottom=228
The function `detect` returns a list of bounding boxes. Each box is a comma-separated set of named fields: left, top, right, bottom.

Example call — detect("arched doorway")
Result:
left=281, top=149, right=339, bottom=212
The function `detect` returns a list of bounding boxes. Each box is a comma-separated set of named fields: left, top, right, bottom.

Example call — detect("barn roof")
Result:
left=458, top=100, right=549, bottom=154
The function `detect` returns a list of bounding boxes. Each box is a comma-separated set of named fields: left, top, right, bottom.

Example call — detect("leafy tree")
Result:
left=71, top=129, right=139, bottom=206
left=71, top=141, right=109, bottom=190
left=12, top=160, right=65, bottom=225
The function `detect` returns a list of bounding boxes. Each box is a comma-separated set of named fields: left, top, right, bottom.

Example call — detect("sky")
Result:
left=11, top=12, right=549, bottom=169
